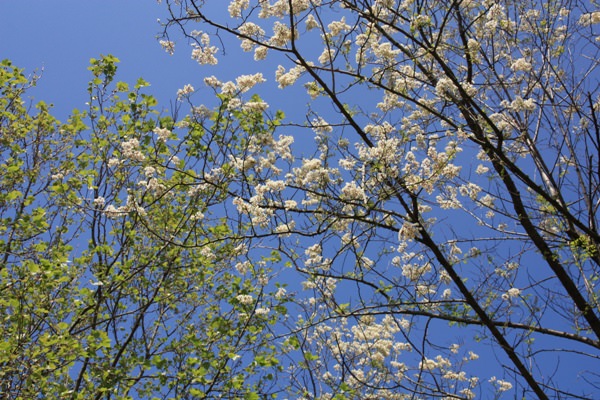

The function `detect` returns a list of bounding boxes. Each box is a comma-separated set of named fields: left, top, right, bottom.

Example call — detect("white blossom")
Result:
left=510, top=57, right=532, bottom=72
left=509, top=96, right=536, bottom=111
left=255, top=307, right=270, bottom=316
left=104, top=204, right=128, bottom=219
left=235, top=261, right=251, bottom=274
left=579, top=12, right=600, bottom=26
left=176, top=84, right=194, bottom=99
left=159, top=40, right=175, bottom=55
left=120, top=138, right=145, bottom=161
left=153, top=127, right=171, bottom=143
left=490, top=376, right=513, bottom=392
left=228, top=0, right=249, bottom=17
left=236, top=73, right=266, bottom=93
left=236, top=294, right=254, bottom=304
left=275, top=64, right=304, bottom=88
left=93, top=197, right=106, bottom=208
left=191, top=33, right=218, bottom=65
left=254, top=46, right=268, bottom=60
left=274, top=287, right=287, bottom=299
left=203, top=76, right=222, bottom=88
left=143, top=166, right=156, bottom=178
left=506, top=287, right=520, bottom=298
left=327, top=17, right=350, bottom=36
left=305, top=14, right=319, bottom=30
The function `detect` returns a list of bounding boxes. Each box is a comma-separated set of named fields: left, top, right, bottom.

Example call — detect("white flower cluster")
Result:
left=403, top=141, right=462, bottom=196
left=318, top=48, right=335, bottom=65
left=374, top=0, right=397, bottom=8
left=229, top=127, right=293, bottom=185
left=275, top=64, right=305, bottom=88
left=489, top=376, right=513, bottom=392
left=319, top=315, right=413, bottom=389
left=502, top=287, right=521, bottom=301
left=419, top=355, right=451, bottom=371
left=176, top=84, right=194, bottom=100
left=238, top=22, right=266, bottom=52
left=411, top=14, right=432, bottom=29
left=371, top=41, right=401, bottom=62
left=254, top=179, right=286, bottom=199
left=203, top=75, right=221, bottom=88
left=204, top=74, right=267, bottom=99
left=236, top=73, right=266, bottom=93
left=120, top=138, right=145, bottom=161
left=228, top=0, right=249, bottom=18
left=274, top=220, right=295, bottom=235
left=459, top=182, right=482, bottom=200
left=436, top=186, right=461, bottom=210
left=256, top=0, right=312, bottom=19
left=401, top=261, right=432, bottom=282
left=305, top=14, right=319, bottom=30
left=466, top=38, right=481, bottom=62
left=340, top=181, right=367, bottom=204
left=304, top=243, right=323, bottom=269
left=159, top=40, right=175, bottom=55
left=510, top=57, right=532, bottom=72
left=293, top=158, right=334, bottom=187
left=93, top=197, right=106, bottom=208
left=434, top=77, right=476, bottom=100
left=191, top=33, right=218, bottom=65
left=236, top=294, right=254, bottom=304
left=138, top=177, right=166, bottom=195
left=255, top=307, right=270, bottom=316
left=579, top=11, right=600, bottom=26
left=153, top=127, right=171, bottom=143
left=233, top=196, right=274, bottom=228
left=143, top=166, right=156, bottom=178
left=483, top=3, right=511, bottom=33
left=357, top=136, right=402, bottom=168
left=327, top=17, right=350, bottom=37
left=238, top=22, right=264, bottom=37
left=229, top=155, right=256, bottom=172
left=235, top=260, right=251, bottom=274
left=254, top=46, right=268, bottom=61
left=501, top=96, right=536, bottom=112
left=398, top=221, right=419, bottom=241
left=269, top=21, right=294, bottom=47
left=242, top=100, right=269, bottom=112
left=104, top=194, right=146, bottom=219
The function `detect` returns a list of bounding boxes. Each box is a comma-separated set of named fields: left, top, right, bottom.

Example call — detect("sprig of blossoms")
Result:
left=159, top=40, right=175, bottom=55
left=235, top=73, right=266, bottom=93
left=120, top=138, right=145, bottom=161
left=176, top=84, right=194, bottom=100
left=153, top=127, right=172, bottom=143
left=191, top=33, right=218, bottom=65
left=275, top=65, right=305, bottom=88
left=578, top=12, right=600, bottom=26
left=228, top=0, right=249, bottom=18
left=489, top=376, right=513, bottom=392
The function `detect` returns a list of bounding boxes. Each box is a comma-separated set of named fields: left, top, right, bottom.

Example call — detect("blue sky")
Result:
left=0, top=1, right=203, bottom=119
left=0, top=1, right=321, bottom=129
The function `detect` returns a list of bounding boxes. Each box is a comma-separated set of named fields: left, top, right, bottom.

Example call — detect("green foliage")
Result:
left=0, top=57, right=287, bottom=399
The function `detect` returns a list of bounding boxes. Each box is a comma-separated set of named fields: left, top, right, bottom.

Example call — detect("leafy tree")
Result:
left=0, top=56, right=287, bottom=399
left=160, top=1, right=600, bottom=399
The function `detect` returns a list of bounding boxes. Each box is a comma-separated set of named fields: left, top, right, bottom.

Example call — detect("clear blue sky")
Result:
left=0, top=1, right=211, bottom=119
left=0, top=1, right=311, bottom=139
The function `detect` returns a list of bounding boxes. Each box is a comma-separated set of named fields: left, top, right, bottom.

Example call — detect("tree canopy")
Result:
left=2, top=0, right=600, bottom=399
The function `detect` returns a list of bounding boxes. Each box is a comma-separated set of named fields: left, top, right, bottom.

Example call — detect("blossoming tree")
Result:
left=0, top=56, right=288, bottom=399
left=159, top=0, right=600, bottom=398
